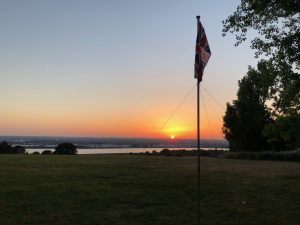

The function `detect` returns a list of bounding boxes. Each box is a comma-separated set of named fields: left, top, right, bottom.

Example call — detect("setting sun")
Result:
left=170, top=135, right=175, bottom=139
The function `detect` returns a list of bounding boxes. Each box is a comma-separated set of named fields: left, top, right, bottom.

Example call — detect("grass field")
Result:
left=0, top=155, right=300, bottom=225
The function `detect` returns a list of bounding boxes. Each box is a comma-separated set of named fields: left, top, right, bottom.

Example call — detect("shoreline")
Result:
left=26, top=147, right=229, bottom=155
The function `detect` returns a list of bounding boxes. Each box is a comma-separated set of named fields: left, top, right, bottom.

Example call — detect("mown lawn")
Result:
left=200, top=157, right=300, bottom=225
left=0, top=155, right=300, bottom=225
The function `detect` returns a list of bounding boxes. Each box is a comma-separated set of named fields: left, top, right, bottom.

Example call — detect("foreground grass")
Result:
left=201, top=157, right=300, bottom=225
left=0, top=155, right=196, bottom=225
left=0, top=155, right=300, bottom=224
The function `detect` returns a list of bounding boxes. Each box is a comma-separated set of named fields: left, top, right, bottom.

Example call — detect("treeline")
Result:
left=135, top=148, right=300, bottom=162
left=0, top=141, right=26, bottom=154
left=225, top=149, right=300, bottom=161
left=130, top=148, right=225, bottom=157
left=0, top=141, right=77, bottom=155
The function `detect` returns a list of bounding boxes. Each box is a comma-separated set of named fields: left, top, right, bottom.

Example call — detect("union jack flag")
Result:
left=195, top=19, right=211, bottom=82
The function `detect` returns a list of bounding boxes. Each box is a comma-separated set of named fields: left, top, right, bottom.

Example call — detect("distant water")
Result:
left=27, top=147, right=228, bottom=154
left=1, top=136, right=229, bottom=149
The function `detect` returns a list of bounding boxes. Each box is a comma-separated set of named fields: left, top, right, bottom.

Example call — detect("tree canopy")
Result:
left=0, top=141, right=13, bottom=154
left=0, top=141, right=26, bottom=154
left=54, top=143, right=77, bottom=155
left=243, top=60, right=300, bottom=116
left=222, top=0, right=300, bottom=68
left=222, top=0, right=300, bottom=152
left=223, top=60, right=300, bottom=151
left=222, top=62, right=272, bottom=151
left=264, top=114, right=300, bottom=150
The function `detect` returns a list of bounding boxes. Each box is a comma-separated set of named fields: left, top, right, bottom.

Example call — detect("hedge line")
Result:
left=224, top=149, right=300, bottom=161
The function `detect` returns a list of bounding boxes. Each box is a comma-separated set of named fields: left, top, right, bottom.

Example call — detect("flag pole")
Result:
left=197, top=79, right=201, bottom=225
left=196, top=15, right=201, bottom=225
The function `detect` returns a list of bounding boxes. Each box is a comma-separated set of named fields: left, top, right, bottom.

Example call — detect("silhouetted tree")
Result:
left=12, top=146, right=26, bottom=154
left=32, top=151, right=40, bottom=155
left=223, top=59, right=299, bottom=152
left=0, top=141, right=12, bottom=154
left=223, top=63, right=272, bottom=151
left=159, top=149, right=172, bottom=156
left=222, top=0, right=300, bottom=68
left=0, top=142, right=26, bottom=154
left=42, top=150, right=52, bottom=155
left=54, top=143, right=77, bottom=155
left=264, top=114, right=300, bottom=151
left=223, top=1, right=300, bottom=148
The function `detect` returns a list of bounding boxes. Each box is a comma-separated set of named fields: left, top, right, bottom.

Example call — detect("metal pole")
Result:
left=196, top=15, right=201, bottom=225
left=197, top=79, right=201, bottom=225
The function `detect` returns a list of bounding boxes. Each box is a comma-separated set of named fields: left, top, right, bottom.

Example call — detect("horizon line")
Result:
left=0, top=134, right=226, bottom=141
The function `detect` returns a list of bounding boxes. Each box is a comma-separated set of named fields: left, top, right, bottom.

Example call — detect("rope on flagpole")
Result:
left=200, top=88, right=217, bottom=149
left=201, top=86, right=225, bottom=110
left=154, top=83, right=197, bottom=138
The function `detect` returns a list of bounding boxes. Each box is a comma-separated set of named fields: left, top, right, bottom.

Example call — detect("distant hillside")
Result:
left=0, top=136, right=228, bottom=149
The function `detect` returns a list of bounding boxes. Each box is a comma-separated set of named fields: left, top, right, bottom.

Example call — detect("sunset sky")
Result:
left=0, top=0, right=258, bottom=139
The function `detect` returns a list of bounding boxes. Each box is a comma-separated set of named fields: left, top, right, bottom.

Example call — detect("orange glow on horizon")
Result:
left=0, top=94, right=225, bottom=139
left=0, top=112, right=224, bottom=139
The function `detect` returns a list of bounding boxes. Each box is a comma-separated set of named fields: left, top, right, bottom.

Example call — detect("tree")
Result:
left=0, top=141, right=12, bottom=154
left=242, top=59, right=300, bottom=116
left=32, top=151, right=40, bottom=155
left=223, top=60, right=300, bottom=151
left=42, top=150, right=52, bottom=155
left=11, top=146, right=26, bottom=154
left=271, top=62, right=300, bottom=116
left=54, top=143, right=77, bottom=155
left=222, top=1, right=300, bottom=113
left=0, top=142, right=26, bottom=154
left=264, top=114, right=300, bottom=150
left=223, top=62, right=272, bottom=151
left=222, top=0, right=300, bottom=68
left=222, top=1, right=300, bottom=151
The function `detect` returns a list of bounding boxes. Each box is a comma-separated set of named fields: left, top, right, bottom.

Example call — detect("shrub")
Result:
left=12, top=146, right=26, bottom=154
left=224, top=149, right=300, bottom=161
left=42, top=150, right=52, bottom=155
left=32, top=151, right=40, bottom=155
